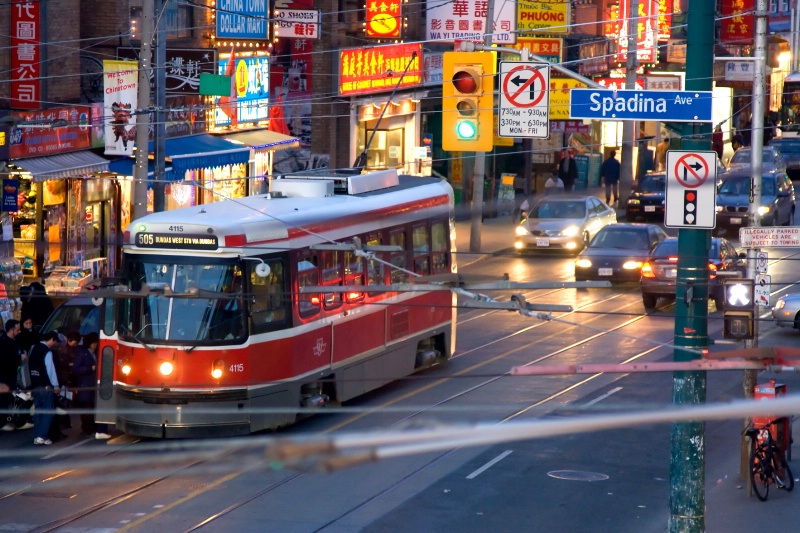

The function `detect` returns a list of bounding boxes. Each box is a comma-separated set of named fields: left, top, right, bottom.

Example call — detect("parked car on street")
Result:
left=626, top=171, right=666, bottom=221
left=772, top=293, right=800, bottom=330
left=768, top=138, right=800, bottom=181
left=726, top=146, right=787, bottom=174
left=715, top=169, right=796, bottom=235
left=640, top=237, right=745, bottom=310
left=574, top=223, right=668, bottom=282
left=515, top=195, right=616, bottom=254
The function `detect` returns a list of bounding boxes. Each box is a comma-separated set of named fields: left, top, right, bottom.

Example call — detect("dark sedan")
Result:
left=769, top=138, right=800, bottom=181
left=715, top=170, right=796, bottom=235
left=574, top=224, right=669, bottom=282
left=626, top=171, right=666, bottom=221
left=640, top=237, right=745, bottom=310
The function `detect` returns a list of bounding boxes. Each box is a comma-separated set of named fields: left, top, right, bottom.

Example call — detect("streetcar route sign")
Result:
left=664, top=150, right=717, bottom=228
left=569, top=89, right=713, bottom=122
left=756, top=251, right=768, bottom=274
left=740, top=226, right=800, bottom=247
left=498, top=61, right=550, bottom=138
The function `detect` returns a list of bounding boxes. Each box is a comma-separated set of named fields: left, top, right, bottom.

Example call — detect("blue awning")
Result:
left=12, top=151, right=110, bottom=182
left=108, top=158, right=173, bottom=180
left=148, top=134, right=251, bottom=176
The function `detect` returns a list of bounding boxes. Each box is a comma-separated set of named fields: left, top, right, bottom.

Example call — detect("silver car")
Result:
left=515, top=195, right=617, bottom=253
left=726, top=146, right=787, bottom=174
left=772, top=293, right=800, bottom=330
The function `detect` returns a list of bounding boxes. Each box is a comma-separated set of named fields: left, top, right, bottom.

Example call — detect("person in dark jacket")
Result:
left=16, top=315, right=39, bottom=357
left=29, top=331, right=60, bottom=445
left=21, top=282, right=54, bottom=329
left=557, top=148, right=578, bottom=191
left=0, top=320, right=24, bottom=431
left=71, top=333, right=110, bottom=439
left=600, top=150, right=622, bottom=206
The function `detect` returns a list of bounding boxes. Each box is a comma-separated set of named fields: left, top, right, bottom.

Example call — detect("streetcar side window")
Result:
left=344, top=250, right=364, bottom=303
left=249, top=258, right=288, bottom=330
left=389, top=229, right=408, bottom=283
left=431, top=221, right=449, bottom=274
left=366, top=233, right=385, bottom=288
left=412, top=224, right=430, bottom=275
left=297, top=256, right=321, bottom=318
left=320, top=250, right=343, bottom=310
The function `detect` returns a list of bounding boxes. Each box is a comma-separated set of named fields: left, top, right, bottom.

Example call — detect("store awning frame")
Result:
left=148, top=134, right=252, bottom=176
left=108, top=158, right=174, bottom=182
left=11, top=151, right=110, bottom=182
left=216, top=130, right=301, bottom=153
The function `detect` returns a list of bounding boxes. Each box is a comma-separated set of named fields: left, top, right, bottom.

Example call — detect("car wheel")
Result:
left=642, top=294, right=657, bottom=309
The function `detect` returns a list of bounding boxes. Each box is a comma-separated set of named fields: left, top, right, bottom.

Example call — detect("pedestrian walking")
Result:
left=655, top=137, right=670, bottom=171
left=712, top=126, right=724, bottom=160
left=28, top=331, right=61, bottom=446
left=601, top=149, right=621, bottom=206
left=0, top=320, right=25, bottom=431
left=72, top=333, right=110, bottom=439
left=557, top=149, right=578, bottom=191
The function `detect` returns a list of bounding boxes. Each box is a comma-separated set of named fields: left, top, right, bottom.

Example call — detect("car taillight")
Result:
left=641, top=262, right=655, bottom=278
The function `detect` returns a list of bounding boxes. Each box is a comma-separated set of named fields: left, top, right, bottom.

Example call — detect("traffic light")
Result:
left=442, top=51, right=494, bottom=152
left=722, top=278, right=755, bottom=340
left=683, top=190, right=697, bottom=225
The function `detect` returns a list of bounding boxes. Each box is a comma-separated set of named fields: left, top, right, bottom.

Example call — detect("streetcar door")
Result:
left=95, top=295, right=117, bottom=425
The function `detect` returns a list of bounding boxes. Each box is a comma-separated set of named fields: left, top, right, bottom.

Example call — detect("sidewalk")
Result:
left=454, top=185, right=621, bottom=267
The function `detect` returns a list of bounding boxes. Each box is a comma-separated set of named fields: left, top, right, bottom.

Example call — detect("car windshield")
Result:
left=591, top=228, right=650, bottom=250
left=652, top=240, right=720, bottom=259
left=730, top=149, right=776, bottom=165
left=42, top=304, right=99, bottom=336
left=530, top=201, right=586, bottom=219
left=771, top=142, right=800, bottom=154
left=719, top=177, right=774, bottom=196
left=639, top=174, right=666, bottom=193
left=120, top=258, right=245, bottom=344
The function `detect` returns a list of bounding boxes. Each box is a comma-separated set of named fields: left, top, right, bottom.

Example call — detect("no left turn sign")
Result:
left=498, top=61, right=550, bottom=139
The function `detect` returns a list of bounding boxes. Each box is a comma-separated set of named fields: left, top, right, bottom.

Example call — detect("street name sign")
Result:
left=498, top=61, right=550, bottom=138
left=740, top=226, right=800, bottom=247
left=569, top=89, right=713, bottom=122
left=664, top=150, right=717, bottom=228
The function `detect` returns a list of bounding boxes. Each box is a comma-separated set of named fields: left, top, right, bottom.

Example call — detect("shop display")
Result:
left=0, top=258, right=24, bottom=322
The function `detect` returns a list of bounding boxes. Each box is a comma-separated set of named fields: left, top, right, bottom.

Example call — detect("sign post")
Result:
left=498, top=61, right=550, bottom=138
left=664, top=150, right=718, bottom=229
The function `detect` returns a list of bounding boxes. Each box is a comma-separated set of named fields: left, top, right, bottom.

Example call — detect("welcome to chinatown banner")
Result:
left=103, top=60, right=138, bottom=156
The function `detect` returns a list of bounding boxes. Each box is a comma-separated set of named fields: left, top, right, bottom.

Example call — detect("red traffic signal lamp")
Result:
left=442, top=52, right=494, bottom=152
left=722, top=278, right=755, bottom=340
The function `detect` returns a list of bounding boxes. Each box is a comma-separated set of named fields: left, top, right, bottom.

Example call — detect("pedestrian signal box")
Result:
left=722, top=278, right=755, bottom=340
left=442, top=52, right=494, bottom=152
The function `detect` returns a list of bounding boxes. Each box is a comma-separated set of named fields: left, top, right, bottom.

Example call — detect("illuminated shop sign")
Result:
left=339, top=43, right=422, bottom=96
left=216, top=0, right=269, bottom=40
left=517, top=1, right=569, bottom=35
left=215, top=55, right=270, bottom=126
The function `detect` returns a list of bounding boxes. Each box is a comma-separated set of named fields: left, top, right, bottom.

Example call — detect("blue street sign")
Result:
left=569, top=89, right=713, bottom=122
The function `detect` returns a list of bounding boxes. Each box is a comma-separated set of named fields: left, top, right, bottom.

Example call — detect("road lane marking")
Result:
left=466, top=450, right=513, bottom=479
left=583, top=387, right=623, bottom=407
left=42, top=438, right=91, bottom=460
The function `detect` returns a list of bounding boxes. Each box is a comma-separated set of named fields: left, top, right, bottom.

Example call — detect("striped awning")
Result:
left=12, top=151, right=110, bottom=182
left=218, top=130, right=301, bottom=152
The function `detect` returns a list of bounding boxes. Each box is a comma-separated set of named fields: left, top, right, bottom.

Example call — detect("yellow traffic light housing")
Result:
left=442, top=52, right=494, bottom=152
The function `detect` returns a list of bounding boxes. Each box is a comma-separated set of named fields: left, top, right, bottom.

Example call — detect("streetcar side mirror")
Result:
left=255, top=262, right=271, bottom=278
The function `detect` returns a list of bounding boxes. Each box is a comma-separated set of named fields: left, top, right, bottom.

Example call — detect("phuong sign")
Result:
left=10, top=106, right=95, bottom=158
left=365, top=0, right=402, bottom=38
left=215, top=55, right=270, bottom=126
left=216, top=0, right=270, bottom=39
left=11, top=0, right=41, bottom=109
left=103, top=60, right=138, bottom=156
left=426, top=0, right=517, bottom=44
left=517, top=0, right=569, bottom=35
left=339, top=43, right=422, bottom=96
left=274, top=9, right=320, bottom=39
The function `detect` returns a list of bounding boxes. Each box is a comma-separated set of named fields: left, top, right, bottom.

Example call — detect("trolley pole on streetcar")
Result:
left=668, top=1, right=713, bottom=531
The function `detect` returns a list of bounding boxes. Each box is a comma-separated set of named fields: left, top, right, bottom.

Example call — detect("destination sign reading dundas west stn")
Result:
left=135, top=233, right=219, bottom=251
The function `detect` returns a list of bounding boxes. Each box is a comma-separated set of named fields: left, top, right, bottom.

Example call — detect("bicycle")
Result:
left=745, top=419, right=795, bottom=501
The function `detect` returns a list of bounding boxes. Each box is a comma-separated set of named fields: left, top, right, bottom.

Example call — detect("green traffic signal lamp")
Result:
left=456, top=120, right=477, bottom=139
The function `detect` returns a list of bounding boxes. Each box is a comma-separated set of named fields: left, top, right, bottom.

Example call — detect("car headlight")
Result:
left=715, top=205, right=723, bottom=212
left=561, top=225, right=580, bottom=237
left=515, top=226, right=529, bottom=236
left=575, top=259, right=592, bottom=268
left=628, top=198, right=640, bottom=205
left=623, top=260, right=643, bottom=270
left=758, top=205, right=771, bottom=216
left=775, top=299, right=785, bottom=310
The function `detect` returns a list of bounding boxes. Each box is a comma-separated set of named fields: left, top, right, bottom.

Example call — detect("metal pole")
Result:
left=668, top=0, right=713, bottom=530
left=469, top=1, right=495, bottom=253
left=132, top=0, right=154, bottom=221
left=619, top=0, right=638, bottom=208
left=153, top=0, right=167, bottom=212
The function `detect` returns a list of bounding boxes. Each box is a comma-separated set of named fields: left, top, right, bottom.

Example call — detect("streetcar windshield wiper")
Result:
left=121, top=324, right=156, bottom=352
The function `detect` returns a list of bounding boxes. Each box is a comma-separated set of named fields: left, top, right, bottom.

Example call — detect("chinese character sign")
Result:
left=103, top=60, right=138, bottom=156
left=615, top=0, right=658, bottom=64
left=11, top=0, right=41, bottom=109
left=339, top=43, right=422, bottom=96
left=512, top=37, right=563, bottom=64
left=596, top=77, right=645, bottom=91
left=549, top=77, right=586, bottom=120
left=656, top=0, right=673, bottom=43
left=10, top=106, right=95, bottom=158
left=274, top=9, right=321, bottom=39
left=215, top=56, right=270, bottom=126
left=426, top=0, right=517, bottom=44
left=366, top=0, right=402, bottom=38
left=720, top=0, right=754, bottom=44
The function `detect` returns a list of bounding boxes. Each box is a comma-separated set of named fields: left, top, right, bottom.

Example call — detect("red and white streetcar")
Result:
left=95, top=169, right=456, bottom=437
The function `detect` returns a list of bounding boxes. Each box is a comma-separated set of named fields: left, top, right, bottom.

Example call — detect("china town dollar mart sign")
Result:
left=426, top=0, right=517, bottom=44
left=740, top=227, right=800, bottom=248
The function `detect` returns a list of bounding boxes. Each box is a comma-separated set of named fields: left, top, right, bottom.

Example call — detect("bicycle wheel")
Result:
left=775, top=450, right=794, bottom=492
left=750, top=445, right=770, bottom=501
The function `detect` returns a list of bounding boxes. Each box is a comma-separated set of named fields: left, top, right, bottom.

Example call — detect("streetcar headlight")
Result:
left=515, top=226, right=529, bottom=236
left=211, top=359, right=224, bottom=379
left=159, top=361, right=174, bottom=376
left=561, top=225, right=579, bottom=237
left=121, top=363, right=132, bottom=376
left=623, top=261, right=643, bottom=270
left=575, top=259, right=592, bottom=268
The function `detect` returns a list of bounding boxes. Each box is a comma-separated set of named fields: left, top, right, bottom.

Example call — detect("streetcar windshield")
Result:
left=120, top=258, right=246, bottom=345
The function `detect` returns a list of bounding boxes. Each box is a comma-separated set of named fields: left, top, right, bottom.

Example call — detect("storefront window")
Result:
left=358, top=128, right=405, bottom=169
left=202, top=164, right=247, bottom=203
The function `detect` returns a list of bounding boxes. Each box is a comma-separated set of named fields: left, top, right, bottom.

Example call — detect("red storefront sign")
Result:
left=578, top=40, right=609, bottom=76
left=656, top=0, right=673, bottom=43
left=339, top=43, right=422, bottom=96
left=11, top=0, right=41, bottom=109
left=596, top=77, right=646, bottom=91
left=615, top=0, right=658, bottom=64
left=10, top=106, right=95, bottom=158
left=720, top=0, right=754, bottom=44
left=366, top=0, right=402, bottom=38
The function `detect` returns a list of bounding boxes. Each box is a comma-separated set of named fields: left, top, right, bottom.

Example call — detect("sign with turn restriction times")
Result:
left=664, top=150, right=717, bottom=229
left=498, top=61, right=550, bottom=138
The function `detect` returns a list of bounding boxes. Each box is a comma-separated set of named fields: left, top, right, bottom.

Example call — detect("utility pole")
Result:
left=469, top=0, right=495, bottom=252
left=668, top=0, right=713, bottom=531
left=153, top=0, right=167, bottom=212
left=619, top=0, right=638, bottom=208
left=132, top=0, right=154, bottom=221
